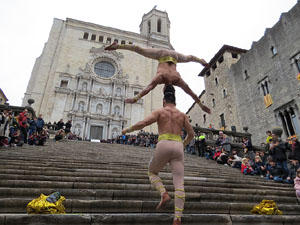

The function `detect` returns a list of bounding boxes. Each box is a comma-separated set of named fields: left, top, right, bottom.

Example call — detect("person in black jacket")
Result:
left=266, top=159, right=286, bottom=182
left=268, top=131, right=289, bottom=177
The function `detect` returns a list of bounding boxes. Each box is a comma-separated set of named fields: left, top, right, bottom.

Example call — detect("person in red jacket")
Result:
left=241, top=158, right=254, bottom=175
left=18, top=109, right=28, bottom=143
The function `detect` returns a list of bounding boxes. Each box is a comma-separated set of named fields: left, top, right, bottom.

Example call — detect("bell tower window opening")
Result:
left=148, top=21, right=151, bottom=34
left=157, top=19, right=161, bottom=33
left=91, top=34, right=96, bottom=41
left=99, top=36, right=104, bottom=42
left=296, top=58, right=300, bottom=73
left=271, top=46, right=277, bottom=56
left=83, top=32, right=89, bottom=39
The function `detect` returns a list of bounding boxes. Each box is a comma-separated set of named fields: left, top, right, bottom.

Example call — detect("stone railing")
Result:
left=0, top=100, right=36, bottom=118
left=193, top=126, right=265, bottom=153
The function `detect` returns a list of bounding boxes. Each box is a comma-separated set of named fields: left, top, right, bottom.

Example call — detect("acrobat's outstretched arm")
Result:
left=176, top=78, right=211, bottom=114
left=125, top=75, right=163, bottom=104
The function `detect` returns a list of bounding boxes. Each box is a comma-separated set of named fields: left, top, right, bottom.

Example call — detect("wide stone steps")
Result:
left=0, top=141, right=299, bottom=225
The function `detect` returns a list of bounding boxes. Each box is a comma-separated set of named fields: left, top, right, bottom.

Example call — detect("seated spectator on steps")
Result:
left=241, top=158, right=254, bottom=175
left=9, top=129, right=23, bottom=147
left=284, top=158, right=299, bottom=184
left=227, top=149, right=242, bottom=169
left=37, top=128, right=48, bottom=146
left=259, top=150, right=267, bottom=164
left=253, top=156, right=266, bottom=177
left=28, top=131, right=38, bottom=145
left=216, top=148, right=229, bottom=165
left=213, top=147, right=221, bottom=161
left=266, top=159, right=286, bottom=182
left=55, top=129, right=65, bottom=142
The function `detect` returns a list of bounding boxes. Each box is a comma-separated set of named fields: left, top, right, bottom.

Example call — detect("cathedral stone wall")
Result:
left=23, top=9, right=171, bottom=139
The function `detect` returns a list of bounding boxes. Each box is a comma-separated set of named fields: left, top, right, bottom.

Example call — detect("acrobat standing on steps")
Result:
left=122, top=85, right=195, bottom=225
left=105, top=42, right=211, bottom=114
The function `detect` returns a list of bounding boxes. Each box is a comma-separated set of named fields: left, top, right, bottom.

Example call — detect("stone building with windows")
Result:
left=23, top=8, right=172, bottom=140
left=187, top=2, right=300, bottom=145
left=0, top=88, right=8, bottom=105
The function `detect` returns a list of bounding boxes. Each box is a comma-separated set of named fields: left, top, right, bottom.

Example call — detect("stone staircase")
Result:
left=0, top=141, right=299, bottom=225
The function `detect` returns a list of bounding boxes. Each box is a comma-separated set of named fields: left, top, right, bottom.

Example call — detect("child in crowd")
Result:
left=37, top=129, right=48, bottom=146
left=253, top=156, right=266, bottom=177
left=213, top=147, right=221, bottom=161
left=28, top=131, right=38, bottom=145
left=216, top=148, right=229, bottom=165
left=284, top=158, right=299, bottom=184
left=205, top=146, right=215, bottom=160
left=227, top=149, right=242, bottom=168
left=266, top=159, right=285, bottom=182
left=259, top=151, right=267, bottom=164
left=241, top=158, right=254, bottom=175
left=294, top=168, right=300, bottom=201
left=9, top=129, right=23, bottom=147
left=55, top=129, right=65, bottom=142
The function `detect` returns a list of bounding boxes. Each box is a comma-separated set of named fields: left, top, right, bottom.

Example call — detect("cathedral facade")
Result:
left=187, top=2, right=300, bottom=145
left=23, top=8, right=172, bottom=139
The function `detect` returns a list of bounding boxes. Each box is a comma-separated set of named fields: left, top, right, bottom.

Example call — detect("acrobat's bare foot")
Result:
left=199, top=102, right=211, bottom=114
left=173, top=219, right=181, bottom=225
left=104, top=42, right=118, bottom=51
left=200, top=59, right=210, bottom=68
left=125, top=98, right=136, bottom=104
left=156, top=191, right=171, bottom=210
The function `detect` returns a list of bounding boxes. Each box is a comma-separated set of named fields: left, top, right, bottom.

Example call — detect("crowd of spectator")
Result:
left=201, top=129, right=300, bottom=187
left=0, top=107, right=79, bottom=147
left=110, top=130, right=158, bottom=147
left=0, top=108, right=48, bottom=147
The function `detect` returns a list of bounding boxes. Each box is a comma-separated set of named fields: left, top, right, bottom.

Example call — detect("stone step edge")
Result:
left=0, top=213, right=300, bottom=225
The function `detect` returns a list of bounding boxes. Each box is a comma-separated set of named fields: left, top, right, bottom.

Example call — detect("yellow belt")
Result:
left=158, top=56, right=178, bottom=64
left=158, top=133, right=182, bottom=143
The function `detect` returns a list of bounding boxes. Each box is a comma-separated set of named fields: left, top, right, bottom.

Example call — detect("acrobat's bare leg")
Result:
left=177, top=53, right=210, bottom=68
left=177, top=79, right=211, bottom=114
left=105, top=42, right=161, bottom=60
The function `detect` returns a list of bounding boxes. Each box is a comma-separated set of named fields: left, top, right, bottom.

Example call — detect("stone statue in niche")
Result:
left=116, top=87, right=121, bottom=96
left=112, top=128, right=119, bottom=138
left=114, top=106, right=120, bottom=115
left=78, top=102, right=85, bottom=111
left=74, top=125, right=81, bottom=136
left=99, top=88, right=106, bottom=96
left=82, top=82, right=87, bottom=91
left=96, top=104, right=103, bottom=114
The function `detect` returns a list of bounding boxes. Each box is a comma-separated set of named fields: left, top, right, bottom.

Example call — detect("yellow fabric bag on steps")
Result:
left=251, top=199, right=283, bottom=215
left=26, top=192, right=66, bottom=214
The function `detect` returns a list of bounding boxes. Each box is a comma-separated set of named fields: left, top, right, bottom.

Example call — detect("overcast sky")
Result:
left=0, top=0, right=297, bottom=113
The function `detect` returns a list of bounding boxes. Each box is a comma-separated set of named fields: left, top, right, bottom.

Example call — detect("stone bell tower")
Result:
left=139, top=6, right=171, bottom=43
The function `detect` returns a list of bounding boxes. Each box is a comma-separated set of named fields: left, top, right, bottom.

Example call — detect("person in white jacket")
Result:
left=294, top=168, right=300, bottom=200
